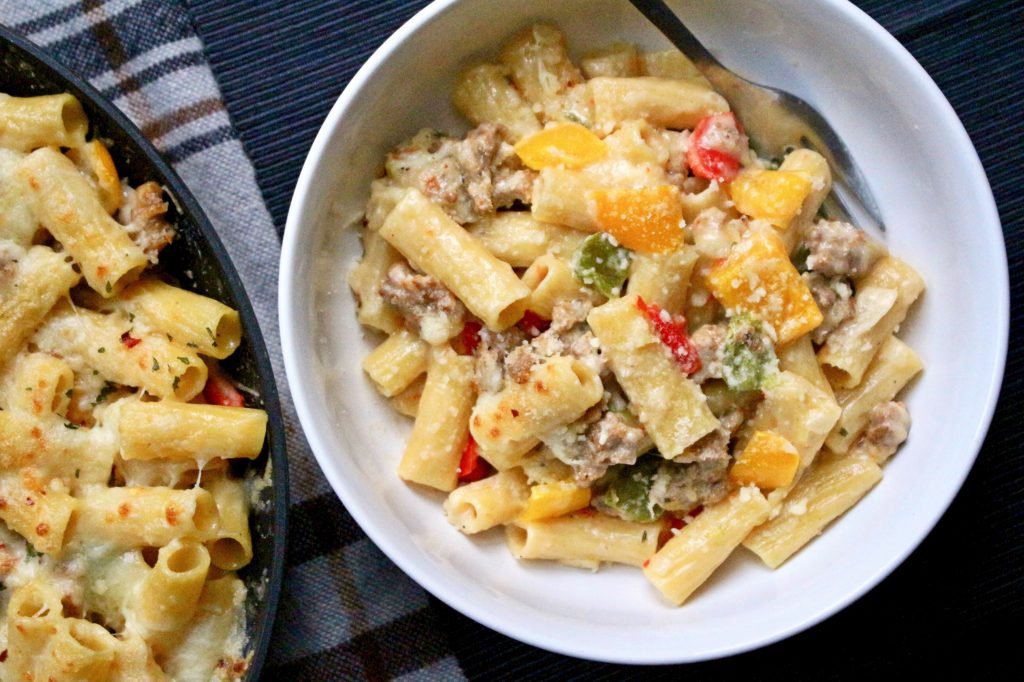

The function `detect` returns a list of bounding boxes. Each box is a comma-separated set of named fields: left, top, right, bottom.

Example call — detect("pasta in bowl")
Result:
left=350, top=21, right=925, bottom=606
left=281, top=0, right=1006, bottom=663
left=0, top=25, right=286, bottom=681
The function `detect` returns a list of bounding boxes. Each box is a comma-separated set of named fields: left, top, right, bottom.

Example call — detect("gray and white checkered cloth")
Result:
left=0, top=1, right=464, bottom=678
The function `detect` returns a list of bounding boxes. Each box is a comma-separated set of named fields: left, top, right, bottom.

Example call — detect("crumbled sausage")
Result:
left=689, top=322, right=726, bottom=383
left=386, top=124, right=535, bottom=224
left=649, top=457, right=731, bottom=514
left=689, top=207, right=741, bottom=259
left=549, top=297, right=593, bottom=334
left=475, top=326, right=528, bottom=393
left=493, top=305, right=605, bottom=391
left=120, top=181, right=175, bottom=263
left=852, top=401, right=911, bottom=463
left=803, top=219, right=881, bottom=278
left=551, top=410, right=648, bottom=483
left=379, top=262, right=465, bottom=344
left=802, top=271, right=855, bottom=344
left=504, top=343, right=540, bottom=385
left=643, top=128, right=690, bottom=187
left=673, top=422, right=733, bottom=465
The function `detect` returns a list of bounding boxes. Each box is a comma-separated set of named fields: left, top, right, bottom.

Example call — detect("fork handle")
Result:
left=627, top=0, right=720, bottom=70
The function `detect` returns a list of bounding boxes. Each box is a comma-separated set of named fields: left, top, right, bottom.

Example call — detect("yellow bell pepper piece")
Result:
left=514, top=122, right=608, bottom=170
left=729, top=169, right=813, bottom=230
left=730, top=430, right=800, bottom=489
left=590, top=185, right=683, bottom=252
left=518, top=481, right=591, bottom=522
left=706, top=224, right=822, bottom=344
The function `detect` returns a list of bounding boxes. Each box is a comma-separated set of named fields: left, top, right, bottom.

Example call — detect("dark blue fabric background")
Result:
left=183, top=0, right=1021, bottom=677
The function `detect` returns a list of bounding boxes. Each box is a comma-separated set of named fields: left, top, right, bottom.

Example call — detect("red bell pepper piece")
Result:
left=458, top=436, right=489, bottom=483
left=687, top=112, right=746, bottom=182
left=517, top=310, right=550, bottom=337
left=454, top=321, right=482, bottom=356
left=635, top=297, right=701, bottom=375
left=203, top=365, right=245, bottom=407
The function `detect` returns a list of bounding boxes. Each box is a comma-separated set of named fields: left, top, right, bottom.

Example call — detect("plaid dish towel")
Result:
left=0, top=1, right=464, bottom=679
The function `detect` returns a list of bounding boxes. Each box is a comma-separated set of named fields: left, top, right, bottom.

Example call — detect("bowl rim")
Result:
left=0, top=23, right=290, bottom=678
left=280, top=0, right=1009, bottom=664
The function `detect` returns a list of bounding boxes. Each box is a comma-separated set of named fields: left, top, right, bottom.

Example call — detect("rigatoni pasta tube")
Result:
left=638, top=49, right=708, bottom=83
left=93, top=277, right=242, bottom=359
left=0, top=148, right=38, bottom=245
left=379, top=189, right=530, bottom=330
left=626, top=247, right=698, bottom=316
left=42, top=620, right=119, bottom=681
left=0, top=473, right=77, bottom=555
left=778, top=149, right=831, bottom=251
left=678, top=180, right=734, bottom=224
left=819, top=256, right=924, bottom=389
left=11, top=617, right=119, bottom=682
left=744, top=453, right=882, bottom=568
left=398, top=347, right=476, bottom=492
left=362, top=329, right=429, bottom=397
left=470, top=355, right=604, bottom=464
left=587, top=295, right=719, bottom=456
left=0, top=351, right=74, bottom=417
left=826, top=335, right=923, bottom=453
left=0, top=93, right=88, bottom=151
left=443, top=468, right=530, bottom=534
left=581, top=42, right=640, bottom=79
left=203, top=475, right=252, bottom=570
left=644, top=487, right=770, bottom=605
left=499, top=24, right=586, bottom=123
left=155, top=575, right=245, bottom=679
left=110, top=634, right=167, bottom=681
left=777, top=335, right=834, bottom=400
left=466, top=212, right=584, bottom=268
left=507, top=512, right=662, bottom=569
left=68, top=487, right=219, bottom=549
left=18, top=147, right=149, bottom=296
left=530, top=167, right=603, bottom=232
left=0, top=244, right=80, bottom=360
left=136, top=539, right=211, bottom=632
left=520, top=254, right=597, bottom=319
left=740, top=370, right=841, bottom=510
left=589, top=77, right=728, bottom=134
left=5, top=582, right=73, bottom=681
left=389, top=375, right=425, bottom=418
left=118, top=401, right=267, bottom=461
left=348, top=229, right=403, bottom=333
left=452, top=64, right=541, bottom=141
left=66, top=139, right=122, bottom=214
left=33, top=301, right=207, bottom=401
left=0, top=410, right=115, bottom=485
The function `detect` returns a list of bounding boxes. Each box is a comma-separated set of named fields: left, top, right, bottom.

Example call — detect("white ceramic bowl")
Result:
left=280, top=0, right=1008, bottom=663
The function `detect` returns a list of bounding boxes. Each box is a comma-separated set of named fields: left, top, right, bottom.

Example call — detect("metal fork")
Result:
left=628, top=0, right=886, bottom=233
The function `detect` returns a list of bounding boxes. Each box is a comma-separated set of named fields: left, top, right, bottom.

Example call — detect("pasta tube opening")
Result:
left=59, top=95, right=89, bottom=145
left=9, top=582, right=60, bottom=618
left=68, top=620, right=115, bottom=654
left=209, top=538, right=247, bottom=570
left=174, top=364, right=207, bottom=401
left=166, top=541, right=208, bottom=573
left=505, top=523, right=529, bottom=556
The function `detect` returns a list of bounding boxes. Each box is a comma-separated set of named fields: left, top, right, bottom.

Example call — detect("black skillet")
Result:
left=0, top=23, right=288, bottom=680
